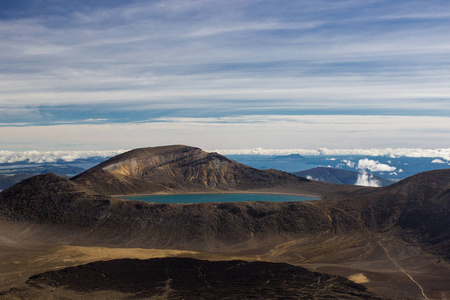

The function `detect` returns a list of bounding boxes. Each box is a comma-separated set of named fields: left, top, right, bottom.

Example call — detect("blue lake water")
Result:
left=121, top=193, right=320, bottom=204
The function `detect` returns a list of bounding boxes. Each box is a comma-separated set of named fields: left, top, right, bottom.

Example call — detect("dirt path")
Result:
left=377, top=240, right=430, bottom=300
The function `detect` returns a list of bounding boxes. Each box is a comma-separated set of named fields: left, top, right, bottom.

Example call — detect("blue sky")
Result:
left=1, top=0, right=449, bottom=150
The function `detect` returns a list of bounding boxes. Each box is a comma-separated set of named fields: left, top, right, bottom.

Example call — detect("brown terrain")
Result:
left=0, top=145, right=449, bottom=299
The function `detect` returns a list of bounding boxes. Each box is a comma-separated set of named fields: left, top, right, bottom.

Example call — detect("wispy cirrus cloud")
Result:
left=1, top=0, right=450, bottom=149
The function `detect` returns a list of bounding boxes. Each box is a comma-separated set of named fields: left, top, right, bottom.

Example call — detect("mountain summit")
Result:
left=72, top=145, right=311, bottom=195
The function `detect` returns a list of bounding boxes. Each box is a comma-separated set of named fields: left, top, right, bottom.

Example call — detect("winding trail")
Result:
left=377, top=241, right=430, bottom=300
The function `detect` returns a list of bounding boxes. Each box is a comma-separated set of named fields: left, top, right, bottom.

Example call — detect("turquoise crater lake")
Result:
left=120, top=193, right=320, bottom=204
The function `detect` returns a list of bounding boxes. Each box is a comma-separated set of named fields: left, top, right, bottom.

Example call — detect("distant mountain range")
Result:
left=0, top=174, right=34, bottom=191
left=0, top=165, right=85, bottom=191
left=272, top=153, right=305, bottom=160
left=293, top=167, right=393, bottom=186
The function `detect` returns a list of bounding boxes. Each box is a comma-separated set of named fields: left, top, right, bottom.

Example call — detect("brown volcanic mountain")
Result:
left=71, top=145, right=318, bottom=195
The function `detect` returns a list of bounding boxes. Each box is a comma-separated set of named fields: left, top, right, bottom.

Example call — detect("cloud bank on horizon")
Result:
left=1, top=0, right=450, bottom=150
left=0, top=150, right=129, bottom=164
left=1, top=147, right=450, bottom=164
left=216, top=147, right=450, bottom=161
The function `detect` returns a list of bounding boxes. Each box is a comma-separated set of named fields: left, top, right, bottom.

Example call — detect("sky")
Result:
left=1, top=0, right=450, bottom=151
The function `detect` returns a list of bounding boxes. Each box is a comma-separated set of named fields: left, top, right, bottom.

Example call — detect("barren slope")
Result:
left=321, top=169, right=450, bottom=259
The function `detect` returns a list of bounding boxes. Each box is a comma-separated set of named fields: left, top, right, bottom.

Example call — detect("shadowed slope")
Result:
left=322, top=169, right=450, bottom=258
left=0, top=174, right=361, bottom=250
left=0, top=173, right=111, bottom=226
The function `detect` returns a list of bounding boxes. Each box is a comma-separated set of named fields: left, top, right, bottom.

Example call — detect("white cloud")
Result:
left=342, top=160, right=356, bottom=168
left=431, top=158, right=446, bottom=164
left=357, top=159, right=396, bottom=172
left=355, top=171, right=381, bottom=187
left=306, top=175, right=319, bottom=181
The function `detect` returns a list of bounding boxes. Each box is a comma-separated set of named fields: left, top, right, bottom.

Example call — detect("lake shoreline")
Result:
left=115, top=192, right=321, bottom=204
left=112, top=190, right=320, bottom=198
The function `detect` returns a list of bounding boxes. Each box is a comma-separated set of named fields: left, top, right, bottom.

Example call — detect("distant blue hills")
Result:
left=293, top=167, right=393, bottom=187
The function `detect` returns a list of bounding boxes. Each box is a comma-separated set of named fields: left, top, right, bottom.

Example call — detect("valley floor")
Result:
left=1, top=222, right=449, bottom=299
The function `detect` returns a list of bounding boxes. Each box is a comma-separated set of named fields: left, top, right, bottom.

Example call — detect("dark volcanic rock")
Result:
left=0, top=173, right=111, bottom=227
left=1, top=258, right=384, bottom=299
left=71, top=145, right=311, bottom=195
